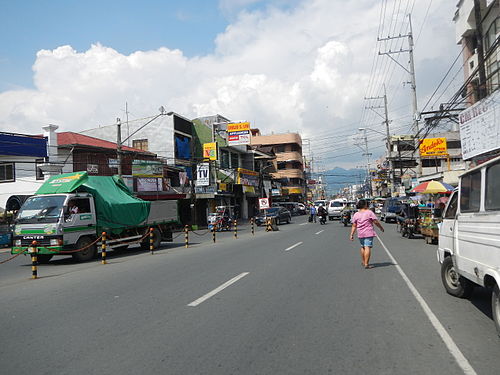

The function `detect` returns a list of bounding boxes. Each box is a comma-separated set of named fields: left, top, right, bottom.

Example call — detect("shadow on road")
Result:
left=470, top=287, right=493, bottom=320
left=370, top=262, right=396, bottom=268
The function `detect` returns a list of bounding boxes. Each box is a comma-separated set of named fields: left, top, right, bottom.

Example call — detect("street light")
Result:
left=117, top=107, right=174, bottom=177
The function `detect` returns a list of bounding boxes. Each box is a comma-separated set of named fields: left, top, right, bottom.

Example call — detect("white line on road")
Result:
left=299, top=223, right=308, bottom=226
left=187, top=272, right=250, bottom=307
left=377, top=237, right=478, bottom=375
left=285, top=241, right=303, bottom=251
left=315, top=230, right=324, bottom=235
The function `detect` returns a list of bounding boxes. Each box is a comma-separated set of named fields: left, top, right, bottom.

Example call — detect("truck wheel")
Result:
left=141, top=228, right=161, bottom=250
left=492, top=285, right=500, bottom=337
left=441, top=256, right=473, bottom=298
left=72, top=237, right=97, bottom=262
left=37, top=254, right=53, bottom=264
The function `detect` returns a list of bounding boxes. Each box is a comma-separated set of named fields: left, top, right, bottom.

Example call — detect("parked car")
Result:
left=380, top=198, right=405, bottom=222
left=296, top=203, right=307, bottom=215
left=437, top=155, right=500, bottom=335
left=273, top=202, right=303, bottom=216
left=255, top=207, right=292, bottom=226
left=327, top=199, right=346, bottom=220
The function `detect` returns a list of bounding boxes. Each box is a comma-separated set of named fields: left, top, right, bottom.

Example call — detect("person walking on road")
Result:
left=309, top=204, right=317, bottom=223
left=350, top=199, right=384, bottom=269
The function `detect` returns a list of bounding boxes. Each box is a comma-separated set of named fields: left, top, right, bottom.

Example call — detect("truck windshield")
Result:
left=16, top=196, right=66, bottom=224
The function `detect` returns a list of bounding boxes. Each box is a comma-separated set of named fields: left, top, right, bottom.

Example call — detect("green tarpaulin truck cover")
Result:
left=36, top=172, right=151, bottom=232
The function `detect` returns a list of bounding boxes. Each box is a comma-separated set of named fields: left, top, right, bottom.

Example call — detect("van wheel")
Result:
left=492, top=285, right=500, bottom=337
left=72, top=236, right=97, bottom=262
left=441, top=256, right=473, bottom=298
left=141, top=228, right=162, bottom=250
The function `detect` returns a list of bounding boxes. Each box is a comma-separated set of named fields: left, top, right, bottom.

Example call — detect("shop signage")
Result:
left=132, top=160, right=163, bottom=177
left=419, top=137, right=447, bottom=157
left=203, top=142, right=217, bottom=160
left=271, top=188, right=281, bottom=196
left=227, top=122, right=251, bottom=146
left=259, top=198, right=270, bottom=209
left=196, top=163, right=210, bottom=186
left=87, top=164, right=98, bottom=174
left=195, top=185, right=216, bottom=194
left=137, top=177, right=161, bottom=192
left=237, top=168, right=259, bottom=186
left=459, top=89, right=500, bottom=160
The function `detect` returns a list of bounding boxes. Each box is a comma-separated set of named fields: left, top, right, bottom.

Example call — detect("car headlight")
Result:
left=14, top=239, right=21, bottom=246
left=50, top=238, right=61, bottom=246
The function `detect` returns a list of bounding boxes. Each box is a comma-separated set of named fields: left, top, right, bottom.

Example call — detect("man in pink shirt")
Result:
left=350, top=200, right=384, bottom=269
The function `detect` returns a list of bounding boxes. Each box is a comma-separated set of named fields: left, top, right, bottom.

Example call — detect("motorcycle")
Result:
left=341, top=210, right=351, bottom=227
left=318, top=209, right=327, bottom=225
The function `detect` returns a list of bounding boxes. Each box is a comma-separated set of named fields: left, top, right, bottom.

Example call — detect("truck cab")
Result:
left=12, top=193, right=97, bottom=262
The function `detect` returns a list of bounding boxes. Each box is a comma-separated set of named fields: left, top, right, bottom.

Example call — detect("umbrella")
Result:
left=411, top=181, right=455, bottom=194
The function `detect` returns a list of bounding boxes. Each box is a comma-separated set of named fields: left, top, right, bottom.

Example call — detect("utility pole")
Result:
left=355, top=129, right=373, bottom=197
left=364, top=84, right=393, bottom=195
left=473, top=0, right=487, bottom=100
left=116, top=118, right=122, bottom=177
left=378, top=13, right=422, bottom=177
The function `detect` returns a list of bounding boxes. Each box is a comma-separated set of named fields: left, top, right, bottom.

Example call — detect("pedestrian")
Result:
left=350, top=199, right=384, bottom=269
left=309, top=204, right=317, bottom=223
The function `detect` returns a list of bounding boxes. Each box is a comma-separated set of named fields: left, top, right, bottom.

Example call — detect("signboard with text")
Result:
left=196, top=163, right=210, bottom=186
left=227, top=122, right=251, bottom=146
left=419, top=137, right=448, bottom=157
left=132, top=160, right=163, bottom=177
left=203, top=143, right=217, bottom=160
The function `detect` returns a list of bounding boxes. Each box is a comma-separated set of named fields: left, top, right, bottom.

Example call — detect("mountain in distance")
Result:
left=321, top=167, right=366, bottom=194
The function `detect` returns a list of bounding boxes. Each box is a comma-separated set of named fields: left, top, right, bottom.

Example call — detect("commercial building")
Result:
left=251, top=132, right=305, bottom=202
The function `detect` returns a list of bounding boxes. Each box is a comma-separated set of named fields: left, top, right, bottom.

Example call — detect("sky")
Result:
left=0, top=0, right=462, bottom=169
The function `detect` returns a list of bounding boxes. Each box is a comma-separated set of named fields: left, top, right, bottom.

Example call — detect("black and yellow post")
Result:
left=149, top=227, right=154, bottom=254
left=30, top=240, right=38, bottom=279
left=184, top=225, right=189, bottom=248
left=234, top=219, right=238, bottom=239
left=212, top=227, right=216, bottom=243
left=251, top=217, right=255, bottom=235
left=101, top=232, right=107, bottom=264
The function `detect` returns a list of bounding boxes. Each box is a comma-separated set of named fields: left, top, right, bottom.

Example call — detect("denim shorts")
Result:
left=359, top=237, right=374, bottom=247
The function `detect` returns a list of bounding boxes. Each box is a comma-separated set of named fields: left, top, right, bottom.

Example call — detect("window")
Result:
left=446, top=140, right=461, bottom=149
left=486, top=162, right=500, bottom=211
left=35, top=159, right=45, bottom=180
left=220, top=150, right=229, bottom=169
left=422, top=159, right=440, bottom=168
left=132, top=139, right=149, bottom=151
left=460, top=171, right=481, bottom=213
left=230, top=153, right=239, bottom=169
left=444, top=192, right=458, bottom=219
left=275, top=145, right=285, bottom=153
left=0, top=163, right=14, bottom=182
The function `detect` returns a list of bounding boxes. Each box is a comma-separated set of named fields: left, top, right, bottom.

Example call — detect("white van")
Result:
left=328, top=199, right=347, bottom=220
left=437, top=155, right=500, bottom=335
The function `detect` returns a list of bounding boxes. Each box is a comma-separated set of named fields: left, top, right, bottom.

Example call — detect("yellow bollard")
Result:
left=234, top=219, right=238, bottom=239
left=101, top=232, right=107, bottom=264
left=184, top=225, right=189, bottom=248
left=150, top=227, right=154, bottom=254
left=251, top=217, right=255, bottom=235
left=212, top=227, right=216, bottom=243
left=30, top=240, right=38, bottom=279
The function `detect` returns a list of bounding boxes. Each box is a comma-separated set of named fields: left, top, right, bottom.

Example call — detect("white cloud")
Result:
left=0, top=0, right=458, bottom=167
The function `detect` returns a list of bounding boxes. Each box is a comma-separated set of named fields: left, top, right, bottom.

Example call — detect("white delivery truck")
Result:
left=437, top=155, right=500, bottom=335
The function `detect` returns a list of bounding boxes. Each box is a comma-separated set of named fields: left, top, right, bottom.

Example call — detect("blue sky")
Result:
left=0, top=0, right=231, bottom=90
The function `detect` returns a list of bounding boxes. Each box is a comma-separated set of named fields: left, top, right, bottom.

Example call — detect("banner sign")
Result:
left=196, top=163, right=210, bottom=186
left=271, top=188, right=281, bottom=196
left=227, top=122, right=251, bottom=146
left=459, top=89, right=500, bottom=160
left=419, top=137, right=448, bottom=157
left=259, top=198, right=270, bottom=210
left=237, top=168, right=259, bottom=187
left=137, top=178, right=161, bottom=192
left=132, top=160, right=163, bottom=177
left=203, top=142, right=217, bottom=160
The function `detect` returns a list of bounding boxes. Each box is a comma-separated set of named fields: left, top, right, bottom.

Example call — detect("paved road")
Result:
left=0, top=217, right=499, bottom=374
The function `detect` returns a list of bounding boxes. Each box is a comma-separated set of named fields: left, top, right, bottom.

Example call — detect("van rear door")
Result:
left=439, top=191, right=458, bottom=258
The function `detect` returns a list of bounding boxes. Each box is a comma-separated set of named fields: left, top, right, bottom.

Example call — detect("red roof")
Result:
left=57, top=132, right=151, bottom=154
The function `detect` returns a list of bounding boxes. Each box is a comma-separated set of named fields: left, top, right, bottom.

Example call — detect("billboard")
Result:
left=196, top=163, right=210, bottom=186
left=132, top=160, right=163, bottom=177
left=203, top=142, right=217, bottom=160
left=227, top=122, right=251, bottom=146
left=459, top=89, right=500, bottom=160
left=419, top=137, right=448, bottom=157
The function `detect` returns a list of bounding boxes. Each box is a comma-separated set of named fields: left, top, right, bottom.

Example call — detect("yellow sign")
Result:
left=419, top=137, right=448, bottom=156
left=227, top=122, right=250, bottom=132
left=203, top=142, right=217, bottom=160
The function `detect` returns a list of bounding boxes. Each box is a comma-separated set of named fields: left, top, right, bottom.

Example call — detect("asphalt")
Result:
left=0, top=216, right=499, bottom=374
